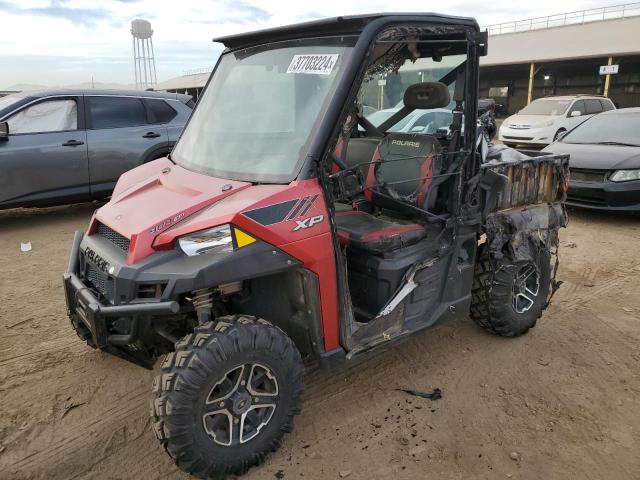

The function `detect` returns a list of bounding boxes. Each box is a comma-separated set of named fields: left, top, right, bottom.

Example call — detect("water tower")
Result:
left=131, top=19, right=157, bottom=89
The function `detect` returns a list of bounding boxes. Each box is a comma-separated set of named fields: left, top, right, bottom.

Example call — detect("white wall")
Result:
left=481, top=16, right=640, bottom=66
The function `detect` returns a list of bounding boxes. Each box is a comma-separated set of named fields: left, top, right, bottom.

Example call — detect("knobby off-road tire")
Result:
left=470, top=246, right=552, bottom=337
left=150, top=315, right=304, bottom=479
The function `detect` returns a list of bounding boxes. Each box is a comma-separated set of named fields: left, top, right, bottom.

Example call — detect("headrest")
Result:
left=403, top=82, right=451, bottom=110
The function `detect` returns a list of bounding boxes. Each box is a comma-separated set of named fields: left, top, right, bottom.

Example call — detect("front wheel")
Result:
left=150, top=315, right=304, bottom=479
left=553, top=128, right=566, bottom=142
left=470, top=246, right=552, bottom=337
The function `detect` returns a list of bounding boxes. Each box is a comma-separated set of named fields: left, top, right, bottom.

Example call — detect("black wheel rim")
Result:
left=512, top=263, right=540, bottom=314
left=202, top=363, right=278, bottom=447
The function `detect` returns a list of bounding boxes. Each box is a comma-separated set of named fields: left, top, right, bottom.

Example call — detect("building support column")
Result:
left=527, top=62, right=535, bottom=105
left=603, top=56, right=613, bottom=97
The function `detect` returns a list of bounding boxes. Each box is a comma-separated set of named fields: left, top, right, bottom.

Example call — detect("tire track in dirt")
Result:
left=4, top=387, right=150, bottom=477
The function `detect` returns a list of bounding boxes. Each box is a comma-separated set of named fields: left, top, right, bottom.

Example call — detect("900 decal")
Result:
left=149, top=212, right=186, bottom=234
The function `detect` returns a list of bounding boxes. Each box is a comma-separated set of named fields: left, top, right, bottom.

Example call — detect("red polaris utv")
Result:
left=63, top=13, right=568, bottom=479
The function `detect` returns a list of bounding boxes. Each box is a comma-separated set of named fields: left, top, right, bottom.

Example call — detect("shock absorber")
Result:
left=189, top=288, right=214, bottom=324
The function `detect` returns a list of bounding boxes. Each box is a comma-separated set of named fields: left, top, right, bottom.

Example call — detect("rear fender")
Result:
left=484, top=203, right=567, bottom=263
left=483, top=203, right=567, bottom=306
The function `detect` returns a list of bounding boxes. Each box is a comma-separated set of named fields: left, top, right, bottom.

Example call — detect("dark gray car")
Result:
left=542, top=108, right=640, bottom=212
left=0, top=89, right=193, bottom=209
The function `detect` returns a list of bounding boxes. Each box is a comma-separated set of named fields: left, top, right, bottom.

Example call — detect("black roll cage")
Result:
left=208, top=14, right=484, bottom=185
left=298, top=16, right=483, bottom=183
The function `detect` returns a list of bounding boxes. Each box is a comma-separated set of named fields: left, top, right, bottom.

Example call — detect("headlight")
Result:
left=538, top=120, right=555, bottom=127
left=178, top=225, right=233, bottom=256
left=609, top=169, right=640, bottom=182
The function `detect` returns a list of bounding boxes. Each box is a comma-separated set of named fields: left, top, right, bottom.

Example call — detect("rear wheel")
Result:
left=470, top=246, right=552, bottom=337
left=150, top=315, right=303, bottom=479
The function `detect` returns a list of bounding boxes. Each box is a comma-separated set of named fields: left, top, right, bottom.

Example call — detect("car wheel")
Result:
left=151, top=315, right=304, bottom=478
left=553, top=129, right=566, bottom=142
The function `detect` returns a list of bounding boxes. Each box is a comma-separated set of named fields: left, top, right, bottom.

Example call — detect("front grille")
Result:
left=97, top=223, right=130, bottom=252
left=503, top=135, right=534, bottom=141
left=87, top=263, right=112, bottom=297
left=570, top=168, right=607, bottom=183
left=567, top=194, right=607, bottom=206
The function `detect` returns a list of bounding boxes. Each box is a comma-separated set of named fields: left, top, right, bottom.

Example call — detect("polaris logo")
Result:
left=391, top=140, right=421, bottom=148
left=293, top=215, right=324, bottom=231
left=84, top=247, right=110, bottom=273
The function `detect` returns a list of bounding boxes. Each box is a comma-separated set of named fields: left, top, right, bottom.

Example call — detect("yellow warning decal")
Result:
left=234, top=228, right=257, bottom=248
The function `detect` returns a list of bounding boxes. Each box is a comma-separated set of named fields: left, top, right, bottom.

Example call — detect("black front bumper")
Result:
left=63, top=231, right=180, bottom=350
left=63, top=229, right=300, bottom=355
left=567, top=179, right=640, bottom=212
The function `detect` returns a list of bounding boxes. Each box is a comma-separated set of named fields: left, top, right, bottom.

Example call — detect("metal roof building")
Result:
left=479, top=3, right=640, bottom=112
left=155, top=4, right=640, bottom=113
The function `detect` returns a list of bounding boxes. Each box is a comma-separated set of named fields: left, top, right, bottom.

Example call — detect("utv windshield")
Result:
left=171, top=37, right=355, bottom=183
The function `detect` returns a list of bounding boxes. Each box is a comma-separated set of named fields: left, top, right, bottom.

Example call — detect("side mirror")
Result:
left=556, top=131, right=568, bottom=141
left=570, top=110, right=582, bottom=117
left=0, top=121, right=8, bottom=140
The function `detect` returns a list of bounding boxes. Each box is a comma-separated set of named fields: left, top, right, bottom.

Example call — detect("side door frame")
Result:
left=83, top=94, right=171, bottom=198
left=319, top=22, right=484, bottom=358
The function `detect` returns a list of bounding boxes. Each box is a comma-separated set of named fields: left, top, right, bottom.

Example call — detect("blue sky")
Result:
left=0, top=0, right=614, bottom=89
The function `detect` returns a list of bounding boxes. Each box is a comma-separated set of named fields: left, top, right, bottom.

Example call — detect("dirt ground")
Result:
left=0, top=203, right=639, bottom=480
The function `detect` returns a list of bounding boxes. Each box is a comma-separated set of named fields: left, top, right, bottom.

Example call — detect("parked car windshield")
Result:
left=519, top=99, right=571, bottom=116
left=171, top=37, right=355, bottom=183
left=562, top=111, right=640, bottom=146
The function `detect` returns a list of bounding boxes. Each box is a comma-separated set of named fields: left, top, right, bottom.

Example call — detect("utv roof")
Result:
left=213, top=13, right=480, bottom=50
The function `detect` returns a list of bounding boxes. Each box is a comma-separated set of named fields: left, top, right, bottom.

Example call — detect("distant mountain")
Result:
left=3, top=81, right=138, bottom=92
left=2, top=83, right=48, bottom=92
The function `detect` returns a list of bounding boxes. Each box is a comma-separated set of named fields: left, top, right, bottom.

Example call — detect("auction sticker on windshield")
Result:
left=287, top=54, right=339, bottom=75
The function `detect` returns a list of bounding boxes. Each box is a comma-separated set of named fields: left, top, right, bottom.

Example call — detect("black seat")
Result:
left=366, top=132, right=442, bottom=214
left=335, top=210, right=426, bottom=254
left=344, top=137, right=380, bottom=179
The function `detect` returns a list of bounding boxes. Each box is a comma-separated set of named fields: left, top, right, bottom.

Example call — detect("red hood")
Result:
left=93, top=158, right=251, bottom=264
left=93, top=159, right=324, bottom=265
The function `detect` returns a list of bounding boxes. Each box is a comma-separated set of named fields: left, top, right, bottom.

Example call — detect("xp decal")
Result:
left=293, top=215, right=325, bottom=231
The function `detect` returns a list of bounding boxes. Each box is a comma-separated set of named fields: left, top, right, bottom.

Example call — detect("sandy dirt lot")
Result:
left=0, top=203, right=639, bottom=480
